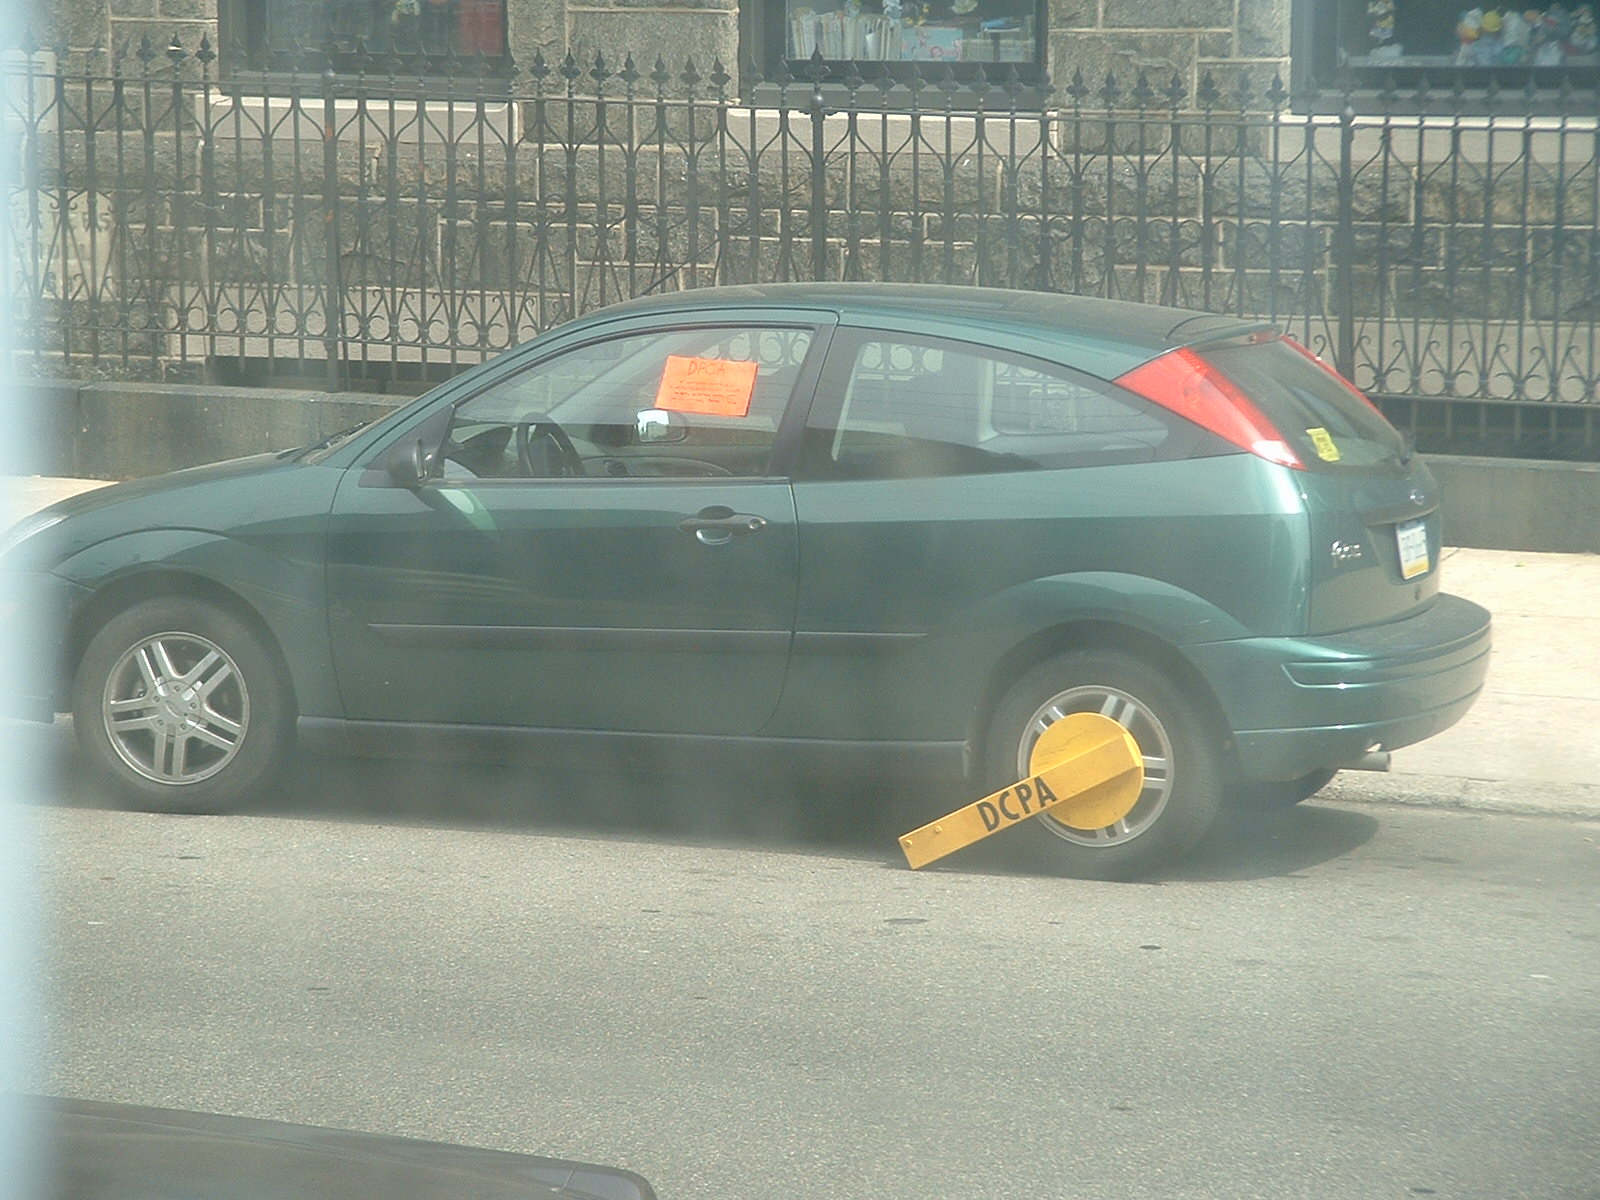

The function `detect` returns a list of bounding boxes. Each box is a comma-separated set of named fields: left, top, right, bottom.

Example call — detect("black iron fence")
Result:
left=4, top=39, right=1598, bottom=451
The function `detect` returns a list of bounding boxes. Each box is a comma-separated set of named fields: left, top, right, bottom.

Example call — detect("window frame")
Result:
left=796, top=328, right=1206, bottom=483
left=742, top=0, right=1048, bottom=94
left=218, top=0, right=513, bottom=80
left=419, top=320, right=832, bottom=486
left=1291, top=0, right=1600, bottom=113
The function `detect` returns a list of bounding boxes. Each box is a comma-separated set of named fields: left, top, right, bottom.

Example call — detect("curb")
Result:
left=1322, top=771, right=1600, bottom=822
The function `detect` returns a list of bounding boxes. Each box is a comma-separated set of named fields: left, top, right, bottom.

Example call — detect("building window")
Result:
left=228, top=0, right=508, bottom=72
left=1299, top=0, right=1598, bottom=93
left=750, top=0, right=1045, bottom=87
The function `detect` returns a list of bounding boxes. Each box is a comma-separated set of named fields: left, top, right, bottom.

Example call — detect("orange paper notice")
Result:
left=654, top=356, right=758, bottom=418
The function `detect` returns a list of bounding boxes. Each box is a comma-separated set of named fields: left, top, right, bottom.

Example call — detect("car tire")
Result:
left=1230, top=768, right=1339, bottom=810
left=71, top=596, right=295, bottom=814
left=982, top=649, right=1223, bottom=881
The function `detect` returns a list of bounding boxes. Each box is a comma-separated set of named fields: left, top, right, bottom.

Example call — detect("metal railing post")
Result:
left=321, top=66, right=344, bottom=390
left=1335, top=96, right=1356, bottom=381
left=808, top=78, right=827, bottom=282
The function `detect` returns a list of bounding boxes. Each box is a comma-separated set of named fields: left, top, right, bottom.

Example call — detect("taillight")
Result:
left=1114, top=346, right=1304, bottom=470
left=1279, top=336, right=1389, bottom=420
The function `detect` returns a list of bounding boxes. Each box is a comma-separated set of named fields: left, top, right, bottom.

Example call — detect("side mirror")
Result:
left=384, top=409, right=452, bottom=489
left=636, top=408, right=689, bottom=445
left=386, top=437, right=429, bottom=489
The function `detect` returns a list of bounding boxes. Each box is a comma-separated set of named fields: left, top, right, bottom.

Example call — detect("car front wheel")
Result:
left=983, top=649, right=1223, bottom=880
left=71, top=597, right=294, bottom=813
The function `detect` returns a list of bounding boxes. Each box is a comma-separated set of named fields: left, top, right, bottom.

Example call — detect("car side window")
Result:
left=439, top=326, right=814, bottom=481
left=797, top=333, right=1175, bottom=480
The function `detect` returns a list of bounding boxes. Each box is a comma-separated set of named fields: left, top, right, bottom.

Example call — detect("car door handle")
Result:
left=679, top=510, right=768, bottom=545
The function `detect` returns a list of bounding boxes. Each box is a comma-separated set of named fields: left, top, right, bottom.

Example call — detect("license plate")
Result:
left=1396, top=518, right=1430, bottom=580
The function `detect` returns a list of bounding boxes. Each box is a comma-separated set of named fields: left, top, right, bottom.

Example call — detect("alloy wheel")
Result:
left=101, top=631, right=250, bottom=785
left=1015, top=684, right=1173, bottom=847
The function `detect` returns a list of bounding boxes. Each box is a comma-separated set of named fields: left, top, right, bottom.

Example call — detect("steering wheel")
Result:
left=514, top=417, right=584, bottom=478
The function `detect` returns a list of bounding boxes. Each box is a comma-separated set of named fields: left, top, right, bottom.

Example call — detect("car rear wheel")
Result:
left=71, top=597, right=294, bottom=814
left=983, top=649, right=1223, bottom=880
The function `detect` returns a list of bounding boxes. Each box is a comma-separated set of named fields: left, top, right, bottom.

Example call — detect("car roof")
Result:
left=584, top=283, right=1268, bottom=361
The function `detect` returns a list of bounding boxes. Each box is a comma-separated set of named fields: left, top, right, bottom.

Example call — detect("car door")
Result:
left=772, top=324, right=1234, bottom=741
left=324, top=317, right=831, bottom=735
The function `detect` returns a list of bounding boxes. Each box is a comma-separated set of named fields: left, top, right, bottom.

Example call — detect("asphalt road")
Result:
left=17, top=736, right=1600, bottom=1200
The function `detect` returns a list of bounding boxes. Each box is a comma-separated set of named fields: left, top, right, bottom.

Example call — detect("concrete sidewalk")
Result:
left=6, top=474, right=1598, bottom=819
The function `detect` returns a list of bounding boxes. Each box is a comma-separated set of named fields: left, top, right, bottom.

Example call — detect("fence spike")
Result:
left=681, top=55, right=700, bottom=88
left=1164, top=71, right=1186, bottom=108
left=1065, top=67, right=1087, bottom=106
left=1196, top=70, right=1219, bottom=110
left=709, top=58, right=730, bottom=94
left=971, top=61, right=990, bottom=100
left=1266, top=71, right=1288, bottom=109
left=1098, top=70, right=1120, bottom=108
left=196, top=34, right=215, bottom=66
left=620, top=52, right=639, bottom=88
left=804, top=46, right=830, bottom=86
left=1131, top=69, right=1154, bottom=109
left=650, top=55, right=670, bottom=91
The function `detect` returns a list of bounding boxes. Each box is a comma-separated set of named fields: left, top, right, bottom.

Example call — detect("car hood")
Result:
left=36, top=453, right=296, bottom=523
left=25, top=1096, right=658, bottom=1200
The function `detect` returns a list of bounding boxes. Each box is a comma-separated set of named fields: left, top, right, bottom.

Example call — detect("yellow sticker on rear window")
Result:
left=1307, top=426, right=1340, bottom=462
left=655, top=356, right=758, bottom=418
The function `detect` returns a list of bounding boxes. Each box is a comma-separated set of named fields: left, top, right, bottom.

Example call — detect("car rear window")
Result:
left=1198, top=339, right=1406, bottom=470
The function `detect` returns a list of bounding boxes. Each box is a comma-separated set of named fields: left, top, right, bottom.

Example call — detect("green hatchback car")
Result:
left=4, top=284, right=1491, bottom=878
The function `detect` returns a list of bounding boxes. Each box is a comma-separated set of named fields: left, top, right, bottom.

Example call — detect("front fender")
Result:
left=54, top=528, right=341, bottom=720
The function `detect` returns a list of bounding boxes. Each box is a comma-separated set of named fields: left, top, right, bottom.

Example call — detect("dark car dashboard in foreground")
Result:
left=18, top=1096, right=657, bottom=1200
left=2, top=283, right=1490, bottom=878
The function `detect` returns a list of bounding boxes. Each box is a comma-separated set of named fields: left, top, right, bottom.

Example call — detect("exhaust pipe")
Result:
left=1346, top=749, right=1392, bottom=773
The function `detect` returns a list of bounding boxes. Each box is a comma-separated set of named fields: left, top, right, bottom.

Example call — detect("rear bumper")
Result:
left=0, top=569, right=90, bottom=722
left=1184, top=594, right=1492, bottom=782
